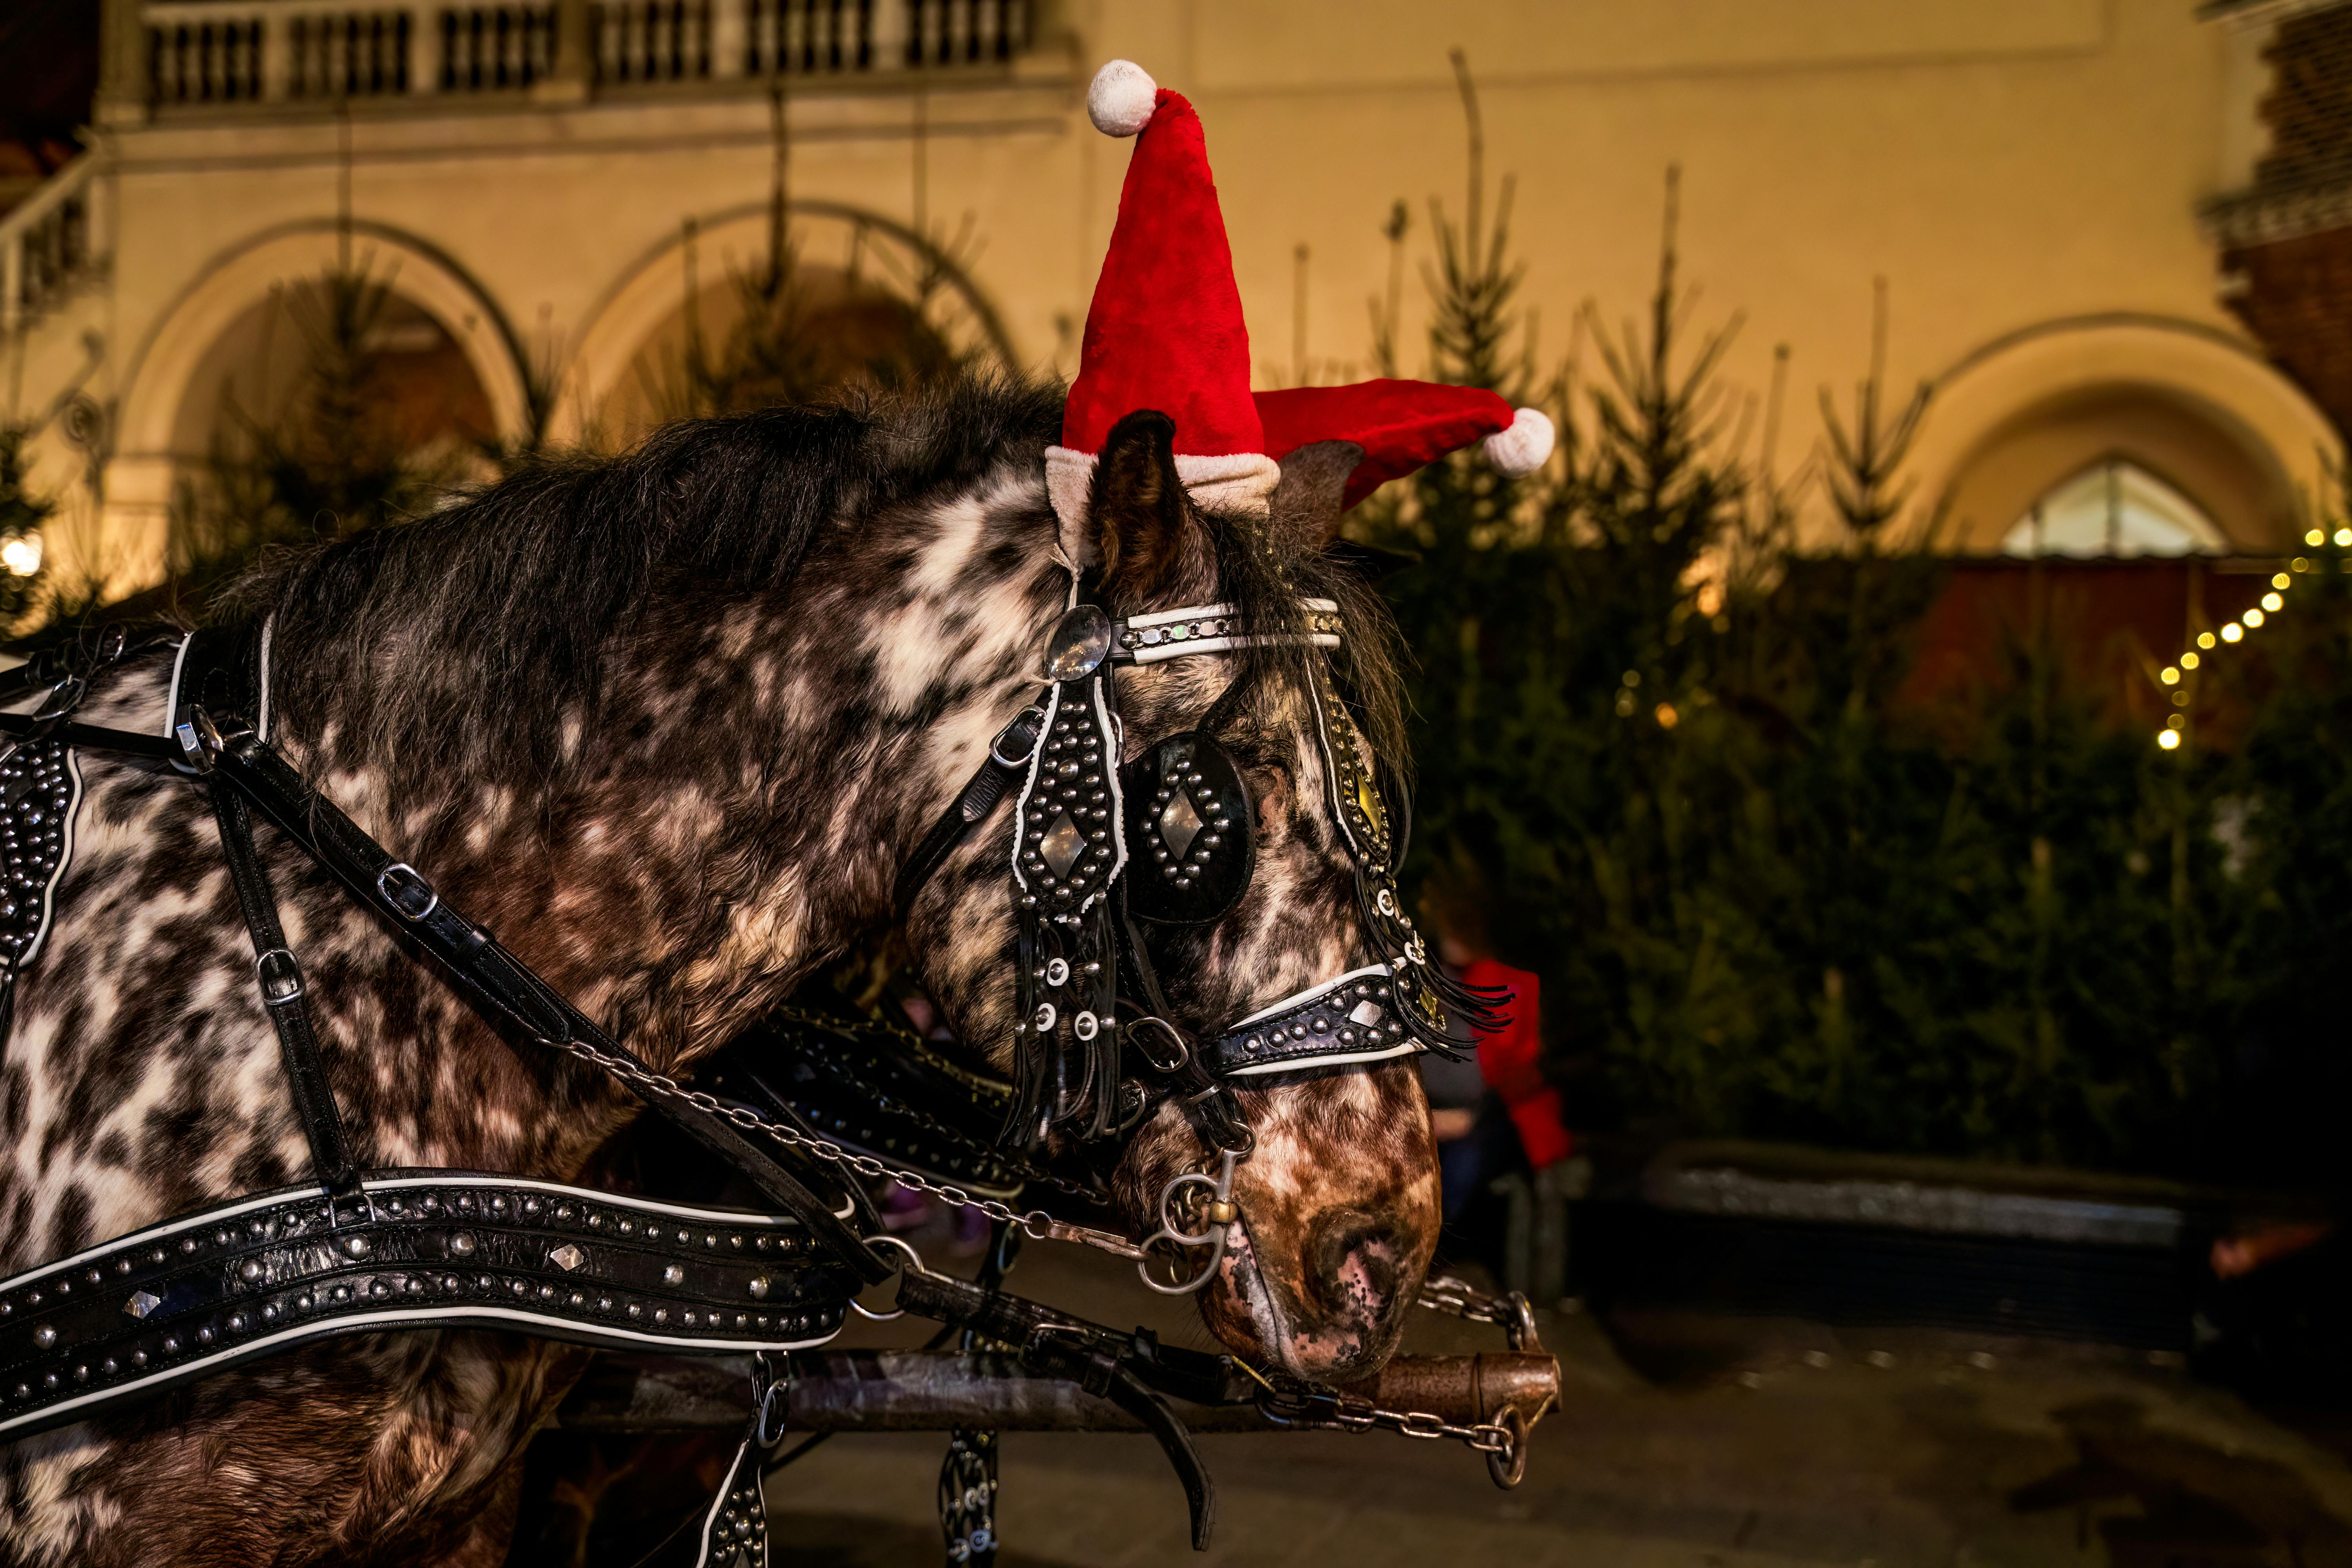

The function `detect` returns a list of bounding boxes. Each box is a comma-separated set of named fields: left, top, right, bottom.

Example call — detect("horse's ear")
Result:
left=1266, top=440, right=1365, bottom=559
left=1088, top=408, right=1203, bottom=604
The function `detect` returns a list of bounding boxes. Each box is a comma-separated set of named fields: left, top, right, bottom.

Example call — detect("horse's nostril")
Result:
left=1305, top=1211, right=1410, bottom=1323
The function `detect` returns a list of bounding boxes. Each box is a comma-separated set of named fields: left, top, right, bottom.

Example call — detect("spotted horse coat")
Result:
left=0, top=382, right=1443, bottom=1566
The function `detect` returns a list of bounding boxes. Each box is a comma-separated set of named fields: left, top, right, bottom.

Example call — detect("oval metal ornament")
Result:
left=1042, top=605, right=1114, bottom=682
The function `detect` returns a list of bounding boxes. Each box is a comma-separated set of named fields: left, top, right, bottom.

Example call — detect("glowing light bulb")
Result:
left=2181, top=651, right=2200, bottom=670
left=1654, top=702, right=1679, bottom=730
left=2275, top=573, right=2293, bottom=590
left=2336, top=528, right=2352, bottom=548
left=2158, top=729, right=2182, bottom=750
left=0, top=535, right=40, bottom=578
left=2263, top=592, right=2284, bottom=612
left=2160, top=667, right=2180, bottom=685
left=2199, top=632, right=2217, bottom=649
left=2245, top=608, right=2265, bottom=628
left=2223, top=623, right=2245, bottom=642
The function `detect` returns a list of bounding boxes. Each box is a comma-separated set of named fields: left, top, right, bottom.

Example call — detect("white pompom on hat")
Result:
left=1483, top=407, right=1556, bottom=476
left=1087, top=59, right=1160, bottom=138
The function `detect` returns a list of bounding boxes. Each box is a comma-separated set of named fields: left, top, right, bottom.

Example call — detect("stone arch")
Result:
left=100, top=222, right=531, bottom=586
left=1906, top=315, right=2339, bottom=554
left=553, top=201, right=1017, bottom=448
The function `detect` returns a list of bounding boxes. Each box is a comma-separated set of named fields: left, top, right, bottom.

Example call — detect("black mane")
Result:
left=222, top=374, right=1063, bottom=798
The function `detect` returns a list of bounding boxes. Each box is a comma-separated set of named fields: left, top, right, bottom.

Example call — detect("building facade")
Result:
left=0, top=0, right=2344, bottom=592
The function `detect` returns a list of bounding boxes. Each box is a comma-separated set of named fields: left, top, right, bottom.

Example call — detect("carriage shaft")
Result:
left=556, top=1348, right=1560, bottom=1436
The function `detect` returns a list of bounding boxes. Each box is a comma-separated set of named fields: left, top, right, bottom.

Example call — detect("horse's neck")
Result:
left=276, top=474, right=1065, bottom=1071
left=0, top=481, right=1063, bottom=1266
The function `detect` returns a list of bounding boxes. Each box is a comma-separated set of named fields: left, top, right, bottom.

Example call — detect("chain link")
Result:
left=550, top=1034, right=1146, bottom=1259
left=1415, top=1272, right=1539, bottom=1350
left=1254, top=1379, right=1517, bottom=1455
left=769, top=1007, right=1104, bottom=1206
left=1242, top=1272, right=1546, bottom=1466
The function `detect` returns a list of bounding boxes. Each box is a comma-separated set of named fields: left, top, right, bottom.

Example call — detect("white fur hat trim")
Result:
left=1045, top=446, right=1281, bottom=558
left=1484, top=407, right=1556, bottom=475
left=1087, top=60, right=1158, bottom=137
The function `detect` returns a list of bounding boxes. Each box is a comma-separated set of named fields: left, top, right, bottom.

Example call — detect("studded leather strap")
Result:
left=0, top=1173, right=857, bottom=1446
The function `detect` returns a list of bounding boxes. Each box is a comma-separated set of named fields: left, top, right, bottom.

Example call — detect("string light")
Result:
left=2152, top=534, right=2325, bottom=749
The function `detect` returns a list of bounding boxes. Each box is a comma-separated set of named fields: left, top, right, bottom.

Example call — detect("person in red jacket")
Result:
left=1461, top=958, right=1573, bottom=1171
left=1422, top=908, right=1573, bottom=1221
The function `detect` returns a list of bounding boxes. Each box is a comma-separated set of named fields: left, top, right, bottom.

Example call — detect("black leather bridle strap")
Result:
left=198, top=722, right=894, bottom=1287
left=1114, top=902, right=1247, bottom=1152
left=208, top=776, right=359, bottom=1196
left=891, top=704, right=1045, bottom=918
left=0, top=713, right=174, bottom=760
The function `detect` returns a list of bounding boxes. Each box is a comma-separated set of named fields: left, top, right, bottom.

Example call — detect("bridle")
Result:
left=891, top=584, right=1504, bottom=1293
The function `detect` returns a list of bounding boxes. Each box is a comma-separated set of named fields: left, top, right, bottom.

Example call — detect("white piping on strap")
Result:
left=162, top=616, right=276, bottom=751
left=1227, top=962, right=1395, bottom=1031
left=256, top=613, right=276, bottom=742
left=163, top=630, right=199, bottom=773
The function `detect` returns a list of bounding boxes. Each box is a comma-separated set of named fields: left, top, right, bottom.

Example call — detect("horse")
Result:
left=0, top=376, right=1447, bottom=1565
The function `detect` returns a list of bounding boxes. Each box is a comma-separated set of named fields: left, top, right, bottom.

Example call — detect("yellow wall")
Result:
left=7, top=0, right=2339, bottom=590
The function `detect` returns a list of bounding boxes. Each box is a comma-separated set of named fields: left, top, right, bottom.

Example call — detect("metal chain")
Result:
left=1415, top=1272, right=1540, bottom=1351
left=1243, top=1273, right=1543, bottom=1469
left=549, top=1033, right=1148, bottom=1260
left=1254, top=1378, right=1517, bottom=1455
left=767, top=1007, right=1104, bottom=1205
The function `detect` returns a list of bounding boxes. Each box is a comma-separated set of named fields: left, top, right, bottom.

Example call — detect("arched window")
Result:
left=2000, top=459, right=2228, bottom=558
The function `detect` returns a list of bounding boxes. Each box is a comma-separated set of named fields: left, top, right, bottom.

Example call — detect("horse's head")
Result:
left=908, top=409, right=1486, bottom=1380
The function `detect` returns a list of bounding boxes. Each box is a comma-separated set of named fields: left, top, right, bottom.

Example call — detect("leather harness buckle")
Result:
left=376, top=863, right=439, bottom=921
left=988, top=705, right=1047, bottom=768
left=255, top=947, right=304, bottom=1004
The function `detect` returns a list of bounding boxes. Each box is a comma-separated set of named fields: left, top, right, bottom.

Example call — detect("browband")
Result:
left=1113, top=599, right=1343, bottom=665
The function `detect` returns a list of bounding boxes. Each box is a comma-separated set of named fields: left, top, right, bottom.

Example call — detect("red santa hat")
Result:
left=1256, top=381, right=1556, bottom=513
left=1050, top=60, right=1556, bottom=534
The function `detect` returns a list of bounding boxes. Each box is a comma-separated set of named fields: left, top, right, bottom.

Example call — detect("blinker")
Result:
left=1041, top=605, right=1114, bottom=681
left=1120, top=732, right=1255, bottom=925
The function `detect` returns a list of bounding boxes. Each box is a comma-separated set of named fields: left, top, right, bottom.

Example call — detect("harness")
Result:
left=0, top=588, right=1511, bottom=1558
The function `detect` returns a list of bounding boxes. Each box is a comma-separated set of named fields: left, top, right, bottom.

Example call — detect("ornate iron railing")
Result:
left=138, top=0, right=1029, bottom=107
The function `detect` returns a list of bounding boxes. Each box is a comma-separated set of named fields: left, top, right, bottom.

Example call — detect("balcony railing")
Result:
left=0, top=154, right=105, bottom=339
left=138, top=0, right=1029, bottom=108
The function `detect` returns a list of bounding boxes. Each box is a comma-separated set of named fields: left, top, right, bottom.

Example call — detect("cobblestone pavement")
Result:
left=764, top=1227, right=2352, bottom=1567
